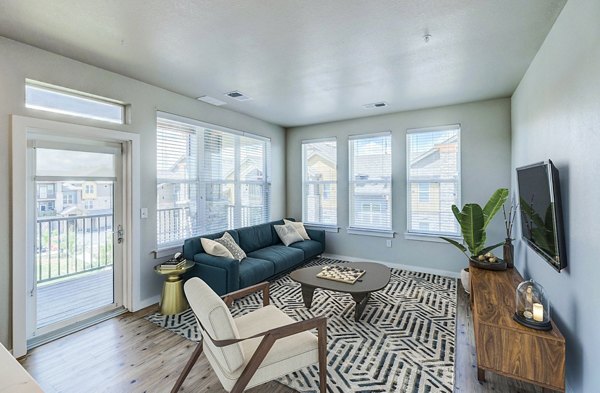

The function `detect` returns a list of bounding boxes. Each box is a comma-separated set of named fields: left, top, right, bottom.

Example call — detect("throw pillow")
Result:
left=274, top=223, right=304, bottom=246
left=283, top=219, right=311, bottom=240
left=201, top=238, right=234, bottom=259
left=214, top=232, right=247, bottom=261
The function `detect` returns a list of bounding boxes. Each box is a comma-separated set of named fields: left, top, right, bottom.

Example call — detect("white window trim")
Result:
left=404, top=232, right=463, bottom=243
left=347, top=227, right=395, bottom=238
left=304, top=224, right=340, bottom=233
left=301, top=137, right=338, bottom=227
left=348, top=131, right=392, bottom=232
left=406, top=124, right=461, bottom=237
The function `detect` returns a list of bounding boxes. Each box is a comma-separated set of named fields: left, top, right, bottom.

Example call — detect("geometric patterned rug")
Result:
left=146, top=257, right=456, bottom=393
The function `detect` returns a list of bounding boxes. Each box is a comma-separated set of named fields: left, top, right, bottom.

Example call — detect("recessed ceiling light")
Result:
left=362, top=102, right=388, bottom=109
left=225, top=90, right=252, bottom=101
left=196, top=95, right=227, bottom=106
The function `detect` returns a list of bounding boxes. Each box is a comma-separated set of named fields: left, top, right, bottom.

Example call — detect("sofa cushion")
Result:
left=274, top=223, right=304, bottom=246
left=201, top=238, right=234, bottom=259
left=214, top=232, right=247, bottom=261
left=183, top=230, right=240, bottom=260
left=238, top=258, right=276, bottom=288
left=237, top=223, right=276, bottom=253
left=288, top=240, right=323, bottom=260
left=248, top=246, right=305, bottom=273
left=284, top=219, right=310, bottom=240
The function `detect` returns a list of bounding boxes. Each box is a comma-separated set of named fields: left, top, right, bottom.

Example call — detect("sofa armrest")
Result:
left=186, top=254, right=240, bottom=295
left=306, top=228, right=326, bottom=250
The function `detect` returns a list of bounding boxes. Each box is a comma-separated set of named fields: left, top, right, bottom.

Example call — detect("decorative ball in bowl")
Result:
left=469, top=252, right=507, bottom=271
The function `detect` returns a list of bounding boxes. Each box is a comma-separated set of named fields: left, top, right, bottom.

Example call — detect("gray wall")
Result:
left=286, top=98, right=511, bottom=274
left=511, top=0, right=600, bottom=391
left=0, top=37, right=286, bottom=348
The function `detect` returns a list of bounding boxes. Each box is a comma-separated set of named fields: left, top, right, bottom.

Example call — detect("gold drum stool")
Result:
left=154, top=261, right=194, bottom=315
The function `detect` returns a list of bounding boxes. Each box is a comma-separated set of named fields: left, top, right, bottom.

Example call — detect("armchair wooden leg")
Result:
left=171, top=343, right=203, bottom=393
left=317, top=323, right=327, bottom=393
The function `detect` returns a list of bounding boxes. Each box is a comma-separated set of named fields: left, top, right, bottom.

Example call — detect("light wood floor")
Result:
left=20, top=286, right=542, bottom=393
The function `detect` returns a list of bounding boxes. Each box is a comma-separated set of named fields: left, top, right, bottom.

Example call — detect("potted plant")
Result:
left=441, top=188, right=509, bottom=276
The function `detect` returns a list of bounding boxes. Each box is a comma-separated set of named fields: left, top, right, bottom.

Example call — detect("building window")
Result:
left=25, top=80, right=126, bottom=124
left=349, top=132, right=392, bottom=231
left=156, top=113, right=271, bottom=248
left=84, top=200, right=94, bottom=210
left=63, top=193, right=75, bottom=205
left=302, top=139, right=337, bottom=226
left=407, top=125, right=461, bottom=236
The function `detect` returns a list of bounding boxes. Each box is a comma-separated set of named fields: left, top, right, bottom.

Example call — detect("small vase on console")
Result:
left=503, top=238, right=514, bottom=268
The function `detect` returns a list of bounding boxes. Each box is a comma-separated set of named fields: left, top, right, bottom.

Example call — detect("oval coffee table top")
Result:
left=290, top=262, right=391, bottom=294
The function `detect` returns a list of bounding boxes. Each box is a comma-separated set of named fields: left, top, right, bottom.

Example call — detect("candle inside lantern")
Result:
left=533, top=303, right=544, bottom=322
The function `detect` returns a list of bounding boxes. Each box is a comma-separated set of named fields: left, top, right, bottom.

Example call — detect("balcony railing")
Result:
left=36, top=213, right=113, bottom=283
left=157, top=205, right=266, bottom=247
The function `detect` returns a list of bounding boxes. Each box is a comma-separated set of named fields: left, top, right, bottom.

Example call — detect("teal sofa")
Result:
left=182, top=219, right=326, bottom=295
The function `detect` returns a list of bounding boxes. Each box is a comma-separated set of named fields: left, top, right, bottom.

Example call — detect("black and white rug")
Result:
left=147, top=257, right=456, bottom=392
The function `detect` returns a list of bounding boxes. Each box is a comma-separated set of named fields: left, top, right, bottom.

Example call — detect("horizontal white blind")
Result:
left=302, top=139, right=337, bottom=226
left=157, top=115, right=270, bottom=247
left=406, top=125, right=460, bottom=236
left=349, top=133, right=392, bottom=230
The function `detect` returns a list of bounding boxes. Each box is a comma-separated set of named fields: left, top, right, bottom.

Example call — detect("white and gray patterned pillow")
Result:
left=274, top=223, right=304, bottom=246
left=214, top=232, right=247, bottom=261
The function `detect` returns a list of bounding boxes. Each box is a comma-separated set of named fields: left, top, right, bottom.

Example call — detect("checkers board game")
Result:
left=316, top=265, right=366, bottom=284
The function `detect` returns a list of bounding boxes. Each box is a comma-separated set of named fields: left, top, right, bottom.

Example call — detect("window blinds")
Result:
left=406, top=125, right=460, bottom=236
left=302, top=139, right=337, bottom=226
left=157, top=115, right=271, bottom=247
left=349, top=132, right=392, bottom=231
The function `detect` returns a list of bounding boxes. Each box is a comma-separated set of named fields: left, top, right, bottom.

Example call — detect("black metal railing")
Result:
left=36, top=213, right=113, bottom=283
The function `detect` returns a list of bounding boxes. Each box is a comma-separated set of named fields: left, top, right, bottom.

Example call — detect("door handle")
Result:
left=117, top=225, right=124, bottom=244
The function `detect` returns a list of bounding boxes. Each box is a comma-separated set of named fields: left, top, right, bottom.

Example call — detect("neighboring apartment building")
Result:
left=36, top=181, right=113, bottom=217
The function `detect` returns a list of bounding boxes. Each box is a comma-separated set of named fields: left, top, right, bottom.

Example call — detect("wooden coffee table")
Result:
left=290, top=262, right=391, bottom=321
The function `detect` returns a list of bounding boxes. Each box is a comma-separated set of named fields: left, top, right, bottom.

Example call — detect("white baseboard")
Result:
left=135, top=295, right=160, bottom=311
left=321, top=253, right=461, bottom=279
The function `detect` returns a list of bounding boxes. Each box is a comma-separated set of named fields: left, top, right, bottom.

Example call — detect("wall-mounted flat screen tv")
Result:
left=516, top=160, right=567, bottom=272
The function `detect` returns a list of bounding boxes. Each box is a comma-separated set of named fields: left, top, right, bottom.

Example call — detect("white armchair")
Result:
left=171, top=278, right=327, bottom=393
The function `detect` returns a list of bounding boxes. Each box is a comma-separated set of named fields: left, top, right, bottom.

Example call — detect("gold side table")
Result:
left=154, top=260, right=194, bottom=315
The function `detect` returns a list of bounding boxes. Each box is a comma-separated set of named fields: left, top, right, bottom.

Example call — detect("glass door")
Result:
left=27, top=141, right=124, bottom=341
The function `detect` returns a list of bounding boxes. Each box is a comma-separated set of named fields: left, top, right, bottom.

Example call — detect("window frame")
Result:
left=156, top=112, right=271, bottom=250
left=347, top=131, right=393, bottom=236
left=25, top=80, right=127, bottom=124
left=301, top=137, right=338, bottom=229
left=405, top=124, right=462, bottom=239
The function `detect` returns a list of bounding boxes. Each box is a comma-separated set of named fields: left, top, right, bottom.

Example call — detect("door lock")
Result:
left=117, top=225, right=124, bottom=244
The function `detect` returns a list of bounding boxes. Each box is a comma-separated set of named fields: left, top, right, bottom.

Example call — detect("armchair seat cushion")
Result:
left=238, top=258, right=275, bottom=288
left=205, top=305, right=319, bottom=391
left=288, top=240, right=323, bottom=260
left=247, top=246, right=304, bottom=274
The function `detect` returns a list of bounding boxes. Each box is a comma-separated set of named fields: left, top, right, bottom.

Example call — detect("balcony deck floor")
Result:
left=37, top=268, right=114, bottom=328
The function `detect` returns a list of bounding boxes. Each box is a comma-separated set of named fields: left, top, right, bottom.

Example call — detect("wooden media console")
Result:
left=470, top=266, right=566, bottom=392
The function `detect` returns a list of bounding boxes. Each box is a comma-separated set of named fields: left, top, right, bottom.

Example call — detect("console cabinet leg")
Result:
left=477, top=367, right=486, bottom=382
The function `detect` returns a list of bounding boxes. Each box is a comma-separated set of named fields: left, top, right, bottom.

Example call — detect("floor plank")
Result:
left=37, top=268, right=113, bottom=327
left=21, top=283, right=546, bottom=393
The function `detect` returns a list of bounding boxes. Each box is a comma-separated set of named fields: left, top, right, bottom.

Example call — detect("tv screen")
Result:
left=516, top=160, right=567, bottom=271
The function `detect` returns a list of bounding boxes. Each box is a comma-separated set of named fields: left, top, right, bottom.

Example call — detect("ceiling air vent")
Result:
left=225, top=90, right=252, bottom=101
left=362, top=102, right=388, bottom=109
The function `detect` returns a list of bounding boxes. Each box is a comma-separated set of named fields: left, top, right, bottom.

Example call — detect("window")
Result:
left=407, top=125, right=461, bottom=236
left=156, top=113, right=271, bottom=248
left=63, top=193, right=75, bottom=205
left=25, top=80, right=126, bottom=124
left=302, top=139, right=337, bottom=226
left=84, top=200, right=94, bottom=210
left=349, top=132, right=392, bottom=231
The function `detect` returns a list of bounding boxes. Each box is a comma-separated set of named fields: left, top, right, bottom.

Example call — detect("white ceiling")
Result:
left=0, top=0, right=565, bottom=127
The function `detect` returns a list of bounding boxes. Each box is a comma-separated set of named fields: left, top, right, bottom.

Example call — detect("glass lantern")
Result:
left=513, top=279, right=552, bottom=331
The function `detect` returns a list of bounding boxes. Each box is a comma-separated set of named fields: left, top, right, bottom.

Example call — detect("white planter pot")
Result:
left=460, top=268, right=470, bottom=294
